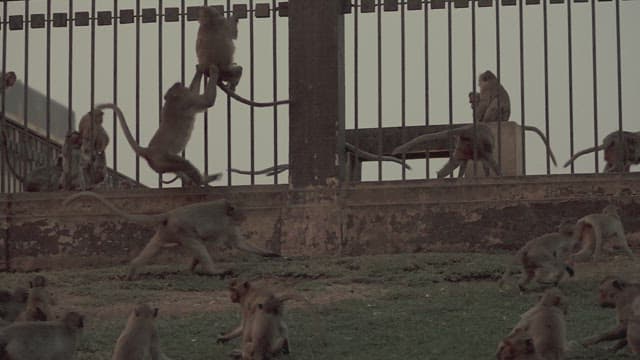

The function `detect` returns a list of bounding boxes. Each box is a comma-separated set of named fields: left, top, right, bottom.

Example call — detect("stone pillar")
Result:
left=464, top=121, right=524, bottom=177
left=288, top=0, right=345, bottom=188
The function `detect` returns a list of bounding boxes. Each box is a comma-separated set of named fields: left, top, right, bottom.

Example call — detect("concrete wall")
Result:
left=1, top=173, right=639, bottom=270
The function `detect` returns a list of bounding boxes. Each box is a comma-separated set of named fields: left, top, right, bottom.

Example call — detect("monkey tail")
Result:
left=161, top=175, right=180, bottom=184
left=563, top=144, right=606, bottom=168
left=346, top=142, right=412, bottom=170
left=0, top=131, right=26, bottom=183
left=522, top=125, right=558, bottom=166
left=228, top=164, right=290, bottom=176
left=218, top=82, right=290, bottom=107
left=63, top=191, right=166, bottom=225
left=93, top=103, right=148, bottom=157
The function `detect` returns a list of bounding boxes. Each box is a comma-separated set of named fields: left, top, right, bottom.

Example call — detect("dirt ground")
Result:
left=1, top=252, right=640, bottom=359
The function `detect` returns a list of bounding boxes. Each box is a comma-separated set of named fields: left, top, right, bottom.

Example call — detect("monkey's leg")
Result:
left=517, top=268, right=535, bottom=292
left=483, top=155, right=502, bottom=176
left=182, top=237, right=223, bottom=275
left=591, top=226, right=605, bottom=261
left=127, top=232, right=165, bottom=280
left=276, top=321, right=290, bottom=354
left=571, top=226, right=594, bottom=263
left=148, top=153, right=207, bottom=187
left=457, top=160, right=468, bottom=178
left=614, top=230, right=635, bottom=259
left=583, top=324, right=627, bottom=347
left=609, top=339, right=628, bottom=352
left=436, top=159, right=460, bottom=179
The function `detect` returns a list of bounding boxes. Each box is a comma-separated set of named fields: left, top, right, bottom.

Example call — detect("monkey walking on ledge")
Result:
left=63, top=191, right=280, bottom=281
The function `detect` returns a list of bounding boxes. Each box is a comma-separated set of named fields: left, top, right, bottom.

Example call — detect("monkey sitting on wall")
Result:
left=469, top=70, right=511, bottom=123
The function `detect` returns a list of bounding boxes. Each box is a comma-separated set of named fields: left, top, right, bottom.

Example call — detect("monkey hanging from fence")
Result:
left=93, top=65, right=224, bottom=188
left=196, top=6, right=290, bottom=107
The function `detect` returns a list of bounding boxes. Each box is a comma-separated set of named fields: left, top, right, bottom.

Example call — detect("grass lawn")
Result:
left=1, top=252, right=638, bottom=359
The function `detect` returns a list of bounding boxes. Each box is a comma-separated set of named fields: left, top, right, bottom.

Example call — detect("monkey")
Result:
left=0, top=288, right=28, bottom=322
left=626, top=296, right=640, bottom=354
left=15, top=286, right=54, bottom=322
left=582, top=276, right=640, bottom=352
left=78, top=108, right=110, bottom=187
left=196, top=6, right=289, bottom=107
left=570, top=205, right=634, bottom=263
left=499, top=221, right=576, bottom=292
left=218, top=280, right=290, bottom=355
left=392, top=123, right=557, bottom=179
left=58, top=130, right=87, bottom=191
left=111, top=303, right=172, bottom=360
left=235, top=294, right=291, bottom=360
left=0, top=311, right=84, bottom=360
left=496, top=328, right=541, bottom=360
left=1, top=71, right=16, bottom=91
left=93, top=66, right=223, bottom=188
left=504, top=288, right=567, bottom=360
left=63, top=191, right=279, bottom=280
left=564, top=130, right=640, bottom=173
left=469, top=70, right=511, bottom=123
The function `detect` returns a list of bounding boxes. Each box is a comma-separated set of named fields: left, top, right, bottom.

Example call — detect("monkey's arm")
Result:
left=217, top=325, right=243, bottom=343
left=582, top=324, right=627, bottom=347
left=473, top=97, right=492, bottom=123
left=189, top=66, right=219, bottom=112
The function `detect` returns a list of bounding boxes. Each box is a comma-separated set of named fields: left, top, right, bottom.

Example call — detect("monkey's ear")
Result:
left=153, top=308, right=159, bottom=318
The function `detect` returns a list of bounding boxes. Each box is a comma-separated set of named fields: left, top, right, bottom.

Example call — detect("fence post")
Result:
left=288, top=0, right=345, bottom=188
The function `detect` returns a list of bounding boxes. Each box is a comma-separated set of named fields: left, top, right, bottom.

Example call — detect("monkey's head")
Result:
left=228, top=280, right=251, bottom=303
left=82, top=108, right=104, bottom=125
left=164, top=82, right=190, bottom=103
left=598, top=276, right=627, bottom=308
left=199, top=6, right=225, bottom=26
left=496, top=329, right=535, bottom=360
left=602, top=204, right=620, bottom=217
left=225, top=200, right=247, bottom=223
left=30, top=275, right=47, bottom=288
left=539, top=288, right=567, bottom=314
left=63, top=311, right=85, bottom=330
left=133, top=303, right=159, bottom=319
left=258, top=295, right=283, bottom=315
left=4, top=71, right=16, bottom=88
left=478, top=70, right=497, bottom=89
left=65, top=131, right=83, bottom=147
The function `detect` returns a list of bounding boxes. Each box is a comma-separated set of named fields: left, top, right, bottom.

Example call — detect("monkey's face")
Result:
left=228, top=281, right=250, bottom=303
left=66, top=132, right=83, bottom=147
left=598, top=279, right=624, bottom=308
left=4, top=71, right=16, bottom=88
left=496, top=338, right=535, bottom=360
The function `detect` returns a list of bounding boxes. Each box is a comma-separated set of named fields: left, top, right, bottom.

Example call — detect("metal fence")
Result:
left=0, top=0, right=638, bottom=192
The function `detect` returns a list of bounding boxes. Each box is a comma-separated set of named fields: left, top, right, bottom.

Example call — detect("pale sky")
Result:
left=1, top=0, right=639, bottom=187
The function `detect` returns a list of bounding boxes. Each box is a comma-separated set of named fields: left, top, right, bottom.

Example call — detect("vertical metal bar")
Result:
left=376, top=0, right=382, bottom=181
left=203, top=0, right=210, bottom=185
left=615, top=0, right=623, bottom=168
left=447, top=0, right=453, bottom=178
left=22, top=0, right=30, bottom=191
left=471, top=0, right=477, bottom=177
left=542, top=0, right=550, bottom=174
left=68, top=0, right=73, bottom=131
left=113, top=0, right=119, bottom=185
left=1, top=0, right=7, bottom=193
left=271, top=0, right=278, bottom=185
left=354, top=0, right=359, bottom=179
left=249, top=0, right=255, bottom=185
left=519, top=0, right=526, bottom=175
left=400, top=0, right=406, bottom=180
left=46, top=0, right=51, bottom=140
left=180, top=0, right=186, bottom=188
left=91, top=0, right=96, bottom=181
left=226, top=0, right=233, bottom=186
left=158, top=0, right=163, bottom=188
left=567, top=0, right=574, bottom=173
left=424, top=0, right=429, bottom=178
left=591, top=0, right=598, bottom=172
left=495, top=0, right=502, bottom=172
left=135, top=0, right=140, bottom=183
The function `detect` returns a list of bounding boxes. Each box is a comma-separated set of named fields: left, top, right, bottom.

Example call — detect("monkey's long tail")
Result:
left=563, top=144, right=605, bottom=168
left=63, top=191, right=166, bottom=225
left=93, top=103, right=148, bottom=157
left=218, top=82, right=289, bottom=107
left=346, top=142, right=412, bottom=170
left=0, top=132, right=26, bottom=184
left=392, top=127, right=469, bottom=155
left=523, top=126, right=558, bottom=167
left=229, top=164, right=290, bottom=176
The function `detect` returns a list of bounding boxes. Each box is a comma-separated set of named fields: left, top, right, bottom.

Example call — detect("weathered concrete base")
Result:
left=1, top=173, right=639, bottom=271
